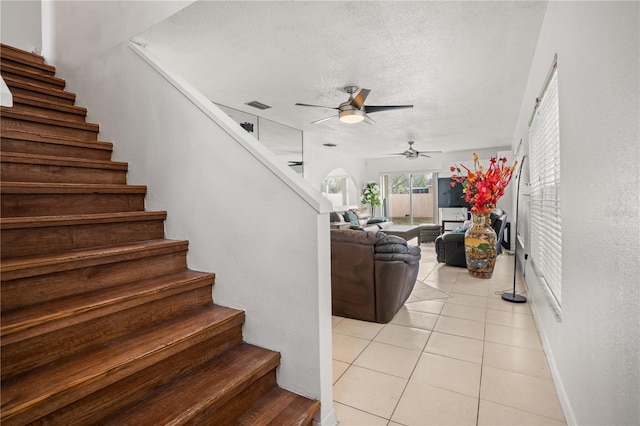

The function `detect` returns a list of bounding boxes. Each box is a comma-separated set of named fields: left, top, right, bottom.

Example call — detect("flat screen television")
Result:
left=438, top=177, right=471, bottom=208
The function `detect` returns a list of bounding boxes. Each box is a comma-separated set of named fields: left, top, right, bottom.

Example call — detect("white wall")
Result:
left=41, top=0, right=193, bottom=77
left=511, top=2, right=639, bottom=425
left=0, top=0, right=41, bottom=53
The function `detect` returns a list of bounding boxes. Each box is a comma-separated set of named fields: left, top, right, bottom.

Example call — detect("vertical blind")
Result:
left=529, top=61, right=562, bottom=308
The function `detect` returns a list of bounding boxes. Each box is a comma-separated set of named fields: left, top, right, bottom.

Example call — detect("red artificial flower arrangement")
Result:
left=450, top=153, right=517, bottom=215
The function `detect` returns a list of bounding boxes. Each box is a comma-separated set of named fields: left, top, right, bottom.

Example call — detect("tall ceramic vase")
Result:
left=464, top=213, right=497, bottom=279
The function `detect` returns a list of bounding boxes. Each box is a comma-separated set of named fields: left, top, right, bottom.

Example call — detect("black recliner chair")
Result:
left=435, top=209, right=508, bottom=267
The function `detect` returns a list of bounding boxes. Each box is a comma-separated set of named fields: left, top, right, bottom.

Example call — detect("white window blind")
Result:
left=529, top=59, right=562, bottom=310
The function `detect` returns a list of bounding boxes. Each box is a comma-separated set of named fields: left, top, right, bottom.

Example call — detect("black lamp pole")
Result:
left=502, top=156, right=527, bottom=304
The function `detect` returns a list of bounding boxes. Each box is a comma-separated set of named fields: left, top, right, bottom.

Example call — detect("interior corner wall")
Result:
left=510, top=2, right=639, bottom=425
left=0, top=0, right=41, bottom=53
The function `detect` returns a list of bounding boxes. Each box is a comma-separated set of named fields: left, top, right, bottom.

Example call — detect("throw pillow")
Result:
left=453, top=224, right=471, bottom=233
left=343, top=210, right=359, bottom=225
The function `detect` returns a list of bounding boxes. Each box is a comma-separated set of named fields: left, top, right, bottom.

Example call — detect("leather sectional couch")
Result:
left=331, top=229, right=421, bottom=323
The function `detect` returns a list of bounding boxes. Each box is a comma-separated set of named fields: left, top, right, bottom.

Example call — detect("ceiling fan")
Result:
left=295, top=86, right=413, bottom=124
left=387, top=141, right=441, bottom=159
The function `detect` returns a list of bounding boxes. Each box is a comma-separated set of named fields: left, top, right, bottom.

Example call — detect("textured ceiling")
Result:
left=136, top=1, right=547, bottom=159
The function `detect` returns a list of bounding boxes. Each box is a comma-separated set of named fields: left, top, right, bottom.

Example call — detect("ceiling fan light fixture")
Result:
left=339, top=109, right=365, bottom=123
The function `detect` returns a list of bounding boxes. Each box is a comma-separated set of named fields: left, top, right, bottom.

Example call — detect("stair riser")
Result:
left=1, top=117, right=98, bottom=140
left=1, top=219, right=165, bottom=258
left=1, top=284, right=215, bottom=380
left=34, top=329, right=244, bottom=425
left=2, top=251, right=189, bottom=311
left=9, top=102, right=86, bottom=123
left=4, top=84, right=75, bottom=106
left=1, top=192, right=146, bottom=217
left=0, top=136, right=113, bottom=161
left=1, top=68, right=65, bottom=90
left=1, top=162, right=127, bottom=184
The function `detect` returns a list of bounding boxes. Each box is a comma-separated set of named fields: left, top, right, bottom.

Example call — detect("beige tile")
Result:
left=374, top=323, right=431, bottom=351
left=333, top=333, right=370, bottom=363
left=405, top=294, right=420, bottom=303
left=333, top=402, right=388, bottom=425
left=434, top=315, right=485, bottom=340
left=405, top=299, right=446, bottom=315
left=486, top=295, right=532, bottom=315
left=333, top=360, right=350, bottom=384
left=422, top=279, right=456, bottom=293
left=411, top=352, right=481, bottom=397
left=483, top=342, right=551, bottom=379
left=440, top=303, right=487, bottom=322
left=333, top=365, right=408, bottom=419
left=486, top=309, right=537, bottom=330
left=425, top=267, right=460, bottom=283
left=332, top=316, right=345, bottom=328
left=478, top=400, right=567, bottom=425
left=454, top=274, right=492, bottom=287
left=333, top=317, right=385, bottom=340
left=354, top=341, right=422, bottom=379
left=390, top=308, right=439, bottom=331
left=391, top=380, right=478, bottom=426
left=485, top=323, right=542, bottom=351
left=480, top=366, right=565, bottom=421
left=424, top=331, right=484, bottom=364
left=411, top=288, right=450, bottom=302
left=445, top=293, right=488, bottom=308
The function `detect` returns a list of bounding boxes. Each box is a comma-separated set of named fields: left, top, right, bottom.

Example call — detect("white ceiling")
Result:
left=136, top=1, right=547, bottom=159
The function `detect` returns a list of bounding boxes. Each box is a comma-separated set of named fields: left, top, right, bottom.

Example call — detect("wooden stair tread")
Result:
left=0, top=151, right=127, bottom=170
left=0, top=182, right=146, bottom=194
left=235, top=387, right=320, bottom=425
left=0, top=62, right=66, bottom=88
left=0, top=44, right=54, bottom=72
left=10, top=93, right=87, bottom=116
left=0, top=305, right=246, bottom=423
left=1, top=269, right=214, bottom=341
left=0, top=211, right=167, bottom=230
left=0, top=239, right=188, bottom=279
left=1, top=129, right=112, bottom=150
left=102, top=343, right=280, bottom=425
left=1, top=75, right=75, bottom=101
left=1, top=108, right=99, bottom=131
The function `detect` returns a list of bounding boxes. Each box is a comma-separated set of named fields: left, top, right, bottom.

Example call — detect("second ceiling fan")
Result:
left=387, top=141, right=441, bottom=159
left=295, top=86, right=413, bottom=124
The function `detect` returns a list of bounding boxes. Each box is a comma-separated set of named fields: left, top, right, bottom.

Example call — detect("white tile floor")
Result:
left=332, top=242, right=566, bottom=426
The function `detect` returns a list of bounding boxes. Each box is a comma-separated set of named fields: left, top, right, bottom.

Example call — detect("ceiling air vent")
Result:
left=245, top=101, right=271, bottom=110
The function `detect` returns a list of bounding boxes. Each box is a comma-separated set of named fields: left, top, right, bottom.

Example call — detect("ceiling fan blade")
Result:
left=295, top=103, right=339, bottom=110
left=365, top=105, right=414, bottom=113
left=351, top=88, right=371, bottom=109
left=363, top=114, right=376, bottom=125
left=385, top=153, right=406, bottom=156
left=311, top=115, right=337, bottom=124
left=418, top=153, right=431, bottom=158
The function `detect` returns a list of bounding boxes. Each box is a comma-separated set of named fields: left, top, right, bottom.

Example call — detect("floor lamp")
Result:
left=502, top=155, right=527, bottom=304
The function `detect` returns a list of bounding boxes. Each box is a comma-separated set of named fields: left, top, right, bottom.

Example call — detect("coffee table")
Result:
left=382, top=225, right=422, bottom=245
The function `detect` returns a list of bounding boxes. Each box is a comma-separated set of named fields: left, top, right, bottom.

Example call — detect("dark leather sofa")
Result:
left=435, top=209, right=508, bottom=267
left=331, top=229, right=421, bottom=323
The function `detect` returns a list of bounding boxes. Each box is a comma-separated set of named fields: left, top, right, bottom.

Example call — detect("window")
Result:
left=381, top=172, right=435, bottom=225
left=529, top=56, right=562, bottom=313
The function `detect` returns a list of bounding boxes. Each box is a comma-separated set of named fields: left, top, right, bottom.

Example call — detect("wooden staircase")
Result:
left=0, top=44, right=320, bottom=425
